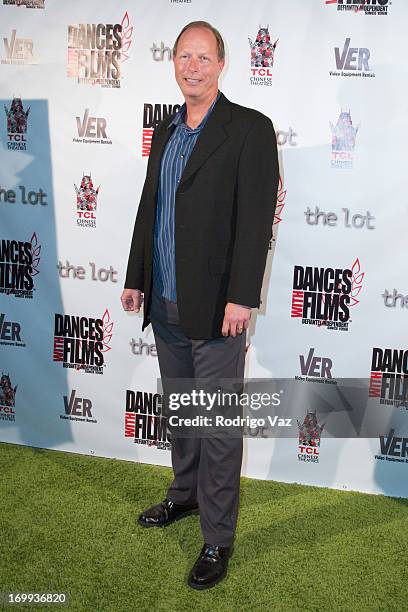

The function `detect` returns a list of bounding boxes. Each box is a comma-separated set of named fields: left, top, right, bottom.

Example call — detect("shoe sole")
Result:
left=137, top=507, right=199, bottom=528
left=187, top=567, right=228, bottom=590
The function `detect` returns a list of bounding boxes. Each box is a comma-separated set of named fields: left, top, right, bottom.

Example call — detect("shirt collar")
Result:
left=168, top=91, right=221, bottom=132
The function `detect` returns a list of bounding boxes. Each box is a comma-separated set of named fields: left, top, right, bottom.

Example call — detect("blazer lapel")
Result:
left=178, top=94, right=232, bottom=188
left=148, top=117, right=175, bottom=194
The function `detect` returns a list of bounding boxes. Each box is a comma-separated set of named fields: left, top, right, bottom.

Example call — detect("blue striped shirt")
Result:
left=152, top=92, right=221, bottom=302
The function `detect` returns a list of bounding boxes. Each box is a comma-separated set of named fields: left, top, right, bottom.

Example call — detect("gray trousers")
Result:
left=150, top=290, right=246, bottom=547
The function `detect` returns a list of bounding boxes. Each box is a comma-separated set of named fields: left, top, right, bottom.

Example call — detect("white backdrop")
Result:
left=1, top=0, right=407, bottom=498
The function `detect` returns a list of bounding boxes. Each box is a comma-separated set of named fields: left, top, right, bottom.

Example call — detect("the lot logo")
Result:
left=382, top=289, right=408, bottom=309
left=269, top=176, right=287, bottom=249
left=125, top=390, right=171, bottom=450
left=61, top=390, right=97, bottom=424
left=0, top=313, right=25, bottom=348
left=52, top=309, right=113, bottom=375
left=291, top=259, right=364, bottom=331
left=4, top=97, right=30, bottom=150
left=0, top=185, right=47, bottom=207
left=296, top=348, right=337, bottom=385
left=67, top=12, right=133, bottom=88
left=297, top=411, right=324, bottom=463
left=3, top=0, right=45, bottom=7
left=130, top=337, right=157, bottom=357
left=375, top=430, right=408, bottom=465
left=57, top=260, right=118, bottom=282
left=325, top=0, right=389, bottom=16
left=330, top=110, right=359, bottom=169
left=369, top=348, right=408, bottom=409
left=330, top=38, right=375, bottom=78
left=150, top=42, right=172, bottom=61
left=74, top=109, right=111, bottom=145
left=248, top=26, right=278, bottom=86
left=142, top=102, right=181, bottom=157
left=276, top=127, right=297, bottom=147
left=0, top=233, right=41, bottom=299
left=305, top=206, right=375, bottom=229
left=74, top=174, right=100, bottom=228
left=0, top=372, right=17, bottom=422
left=2, top=29, right=35, bottom=65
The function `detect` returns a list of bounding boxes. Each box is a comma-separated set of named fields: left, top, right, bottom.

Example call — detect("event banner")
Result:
left=1, top=0, right=407, bottom=498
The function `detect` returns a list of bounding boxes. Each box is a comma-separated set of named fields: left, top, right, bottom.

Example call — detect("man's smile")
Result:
left=184, top=77, right=202, bottom=85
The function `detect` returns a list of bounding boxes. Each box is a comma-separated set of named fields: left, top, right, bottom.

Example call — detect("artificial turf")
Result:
left=0, top=442, right=407, bottom=611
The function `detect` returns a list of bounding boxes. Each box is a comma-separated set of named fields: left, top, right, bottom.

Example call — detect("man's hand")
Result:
left=222, top=303, right=251, bottom=337
left=121, top=289, right=144, bottom=313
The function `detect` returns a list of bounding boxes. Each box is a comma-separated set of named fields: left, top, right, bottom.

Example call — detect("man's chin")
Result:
left=181, top=87, right=203, bottom=99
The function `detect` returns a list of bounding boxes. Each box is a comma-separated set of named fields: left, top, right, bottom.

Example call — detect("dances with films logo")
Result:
left=142, top=102, right=181, bottom=157
left=125, top=390, right=171, bottom=450
left=74, top=173, right=100, bottom=228
left=4, top=97, right=30, bottom=150
left=273, top=176, right=287, bottom=227
left=67, top=12, right=133, bottom=88
left=297, top=411, right=324, bottom=463
left=330, top=38, right=375, bottom=78
left=269, top=176, right=287, bottom=249
left=0, top=234, right=41, bottom=299
left=52, top=309, right=113, bottom=374
left=290, top=259, right=364, bottom=331
left=325, top=0, right=389, bottom=16
left=248, top=25, right=278, bottom=86
left=2, top=29, right=35, bottom=65
left=0, top=372, right=17, bottom=422
left=369, top=348, right=408, bottom=409
left=330, top=110, right=359, bottom=169
left=74, top=109, right=111, bottom=145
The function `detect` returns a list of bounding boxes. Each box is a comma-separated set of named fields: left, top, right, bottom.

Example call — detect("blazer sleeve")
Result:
left=226, top=114, right=279, bottom=308
left=124, top=129, right=158, bottom=291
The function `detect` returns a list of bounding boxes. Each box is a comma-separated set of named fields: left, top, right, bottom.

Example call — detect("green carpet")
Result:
left=1, top=442, right=407, bottom=611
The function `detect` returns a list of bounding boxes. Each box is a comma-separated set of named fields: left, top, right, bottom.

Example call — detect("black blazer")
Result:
left=125, top=93, right=279, bottom=339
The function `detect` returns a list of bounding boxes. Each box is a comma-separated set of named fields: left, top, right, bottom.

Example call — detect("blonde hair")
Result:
left=173, top=21, right=225, bottom=61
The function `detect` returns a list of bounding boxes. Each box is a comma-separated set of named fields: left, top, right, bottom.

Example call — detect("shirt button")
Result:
left=180, top=154, right=184, bottom=158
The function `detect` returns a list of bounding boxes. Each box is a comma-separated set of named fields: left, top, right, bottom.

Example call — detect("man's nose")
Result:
left=186, top=56, right=199, bottom=71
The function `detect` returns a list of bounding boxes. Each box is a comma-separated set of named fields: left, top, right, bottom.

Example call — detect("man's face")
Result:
left=173, top=27, right=224, bottom=103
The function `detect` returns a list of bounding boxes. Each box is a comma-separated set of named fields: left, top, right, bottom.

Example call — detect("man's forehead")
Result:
left=177, top=28, right=217, bottom=51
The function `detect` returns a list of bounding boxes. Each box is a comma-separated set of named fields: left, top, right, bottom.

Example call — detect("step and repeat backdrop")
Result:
left=1, top=0, right=407, bottom=497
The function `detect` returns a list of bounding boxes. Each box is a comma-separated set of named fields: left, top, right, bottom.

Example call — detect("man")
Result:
left=121, top=21, right=279, bottom=590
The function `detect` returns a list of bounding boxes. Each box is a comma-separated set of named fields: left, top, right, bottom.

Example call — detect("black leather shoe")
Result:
left=188, top=544, right=232, bottom=590
left=138, top=498, right=198, bottom=527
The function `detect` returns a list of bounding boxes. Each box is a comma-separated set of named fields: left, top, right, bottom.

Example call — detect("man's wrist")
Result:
left=228, top=302, right=251, bottom=310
